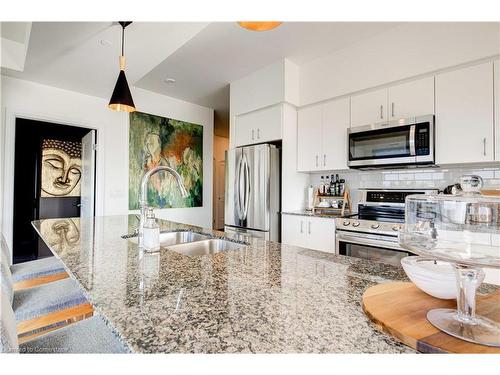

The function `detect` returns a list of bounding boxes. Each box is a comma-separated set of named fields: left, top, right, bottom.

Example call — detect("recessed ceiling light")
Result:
left=164, top=78, right=176, bottom=84
left=100, top=39, right=112, bottom=47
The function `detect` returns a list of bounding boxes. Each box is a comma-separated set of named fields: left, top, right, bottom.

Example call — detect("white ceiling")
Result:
left=1, top=22, right=31, bottom=43
left=2, top=21, right=401, bottom=118
left=1, top=22, right=208, bottom=100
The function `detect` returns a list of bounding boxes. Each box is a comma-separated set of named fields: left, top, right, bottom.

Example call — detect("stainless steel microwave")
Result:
left=347, top=115, right=435, bottom=169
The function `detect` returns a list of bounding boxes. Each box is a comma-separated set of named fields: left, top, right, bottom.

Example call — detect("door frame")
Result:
left=2, top=108, right=102, bottom=254
left=214, top=159, right=226, bottom=230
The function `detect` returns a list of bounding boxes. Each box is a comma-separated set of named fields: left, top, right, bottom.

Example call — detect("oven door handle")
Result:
left=336, top=231, right=405, bottom=252
left=409, top=124, right=416, bottom=156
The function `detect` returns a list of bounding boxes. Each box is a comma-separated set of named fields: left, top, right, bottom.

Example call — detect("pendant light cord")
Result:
left=121, top=24, right=124, bottom=56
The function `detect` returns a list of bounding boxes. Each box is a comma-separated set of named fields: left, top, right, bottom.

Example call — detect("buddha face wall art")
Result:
left=40, top=139, right=82, bottom=197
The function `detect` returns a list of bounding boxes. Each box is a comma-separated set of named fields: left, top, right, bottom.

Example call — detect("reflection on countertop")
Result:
left=32, top=215, right=413, bottom=354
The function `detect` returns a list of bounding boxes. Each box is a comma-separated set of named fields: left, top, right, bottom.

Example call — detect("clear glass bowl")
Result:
left=399, top=175, right=500, bottom=347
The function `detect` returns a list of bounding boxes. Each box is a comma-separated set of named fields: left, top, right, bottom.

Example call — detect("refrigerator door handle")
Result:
left=235, top=156, right=244, bottom=220
left=242, top=155, right=251, bottom=220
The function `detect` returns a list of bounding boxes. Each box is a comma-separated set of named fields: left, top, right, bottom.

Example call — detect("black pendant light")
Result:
left=108, top=21, right=136, bottom=112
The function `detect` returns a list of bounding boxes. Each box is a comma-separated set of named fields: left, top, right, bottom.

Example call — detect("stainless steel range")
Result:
left=335, top=188, right=438, bottom=266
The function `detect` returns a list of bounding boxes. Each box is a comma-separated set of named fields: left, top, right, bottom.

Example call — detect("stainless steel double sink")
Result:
left=128, top=231, right=245, bottom=257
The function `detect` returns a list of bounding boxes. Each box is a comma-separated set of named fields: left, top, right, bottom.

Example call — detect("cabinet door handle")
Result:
left=315, top=155, right=319, bottom=167
left=257, top=128, right=260, bottom=139
left=252, top=129, right=255, bottom=140
left=483, top=138, right=486, bottom=156
left=380, top=105, right=384, bottom=119
left=308, top=221, right=311, bottom=234
left=391, top=102, right=395, bottom=118
left=300, top=221, right=303, bottom=234
left=323, top=154, right=326, bottom=166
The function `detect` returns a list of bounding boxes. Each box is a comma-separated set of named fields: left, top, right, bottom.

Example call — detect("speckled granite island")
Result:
left=32, top=215, right=415, bottom=353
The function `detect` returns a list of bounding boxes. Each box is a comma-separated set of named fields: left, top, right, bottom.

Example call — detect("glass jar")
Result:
left=399, top=175, right=500, bottom=347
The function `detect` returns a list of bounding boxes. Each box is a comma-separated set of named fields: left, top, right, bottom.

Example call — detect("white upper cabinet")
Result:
left=322, top=98, right=350, bottom=170
left=351, top=77, right=435, bottom=128
left=495, top=59, right=500, bottom=161
left=297, top=98, right=350, bottom=172
left=233, top=104, right=283, bottom=147
left=297, top=104, right=322, bottom=171
left=435, top=62, right=494, bottom=164
left=350, top=88, right=388, bottom=127
left=387, top=76, right=435, bottom=119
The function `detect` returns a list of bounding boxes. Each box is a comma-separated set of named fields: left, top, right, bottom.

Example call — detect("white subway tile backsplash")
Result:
left=415, top=172, right=432, bottom=180
left=309, top=166, right=500, bottom=206
left=472, top=170, right=495, bottom=179
left=399, top=173, right=414, bottom=181
left=432, top=172, right=444, bottom=180
left=484, top=179, right=500, bottom=187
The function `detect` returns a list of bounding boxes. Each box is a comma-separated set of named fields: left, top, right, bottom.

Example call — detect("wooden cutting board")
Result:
left=362, top=282, right=500, bottom=353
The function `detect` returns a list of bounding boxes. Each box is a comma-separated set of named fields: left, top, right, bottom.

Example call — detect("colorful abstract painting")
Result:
left=128, top=111, right=203, bottom=209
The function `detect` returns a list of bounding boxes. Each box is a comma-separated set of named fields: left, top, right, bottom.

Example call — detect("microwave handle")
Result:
left=409, top=125, right=416, bottom=156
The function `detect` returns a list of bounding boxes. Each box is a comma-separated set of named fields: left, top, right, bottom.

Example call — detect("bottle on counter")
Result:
left=339, top=178, right=345, bottom=196
left=143, top=208, right=160, bottom=252
left=330, top=174, right=335, bottom=196
left=319, top=176, right=324, bottom=195
left=335, top=174, right=340, bottom=196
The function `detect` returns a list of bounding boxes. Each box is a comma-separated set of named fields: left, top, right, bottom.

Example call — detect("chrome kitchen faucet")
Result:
left=137, top=166, right=189, bottom=248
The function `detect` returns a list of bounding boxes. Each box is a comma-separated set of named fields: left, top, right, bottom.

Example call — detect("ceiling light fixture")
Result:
left=108, top=21, right=136, bottom=113
left=237, top=22, right=282, bottom=31
left=164, top=78, right=176, bottom=84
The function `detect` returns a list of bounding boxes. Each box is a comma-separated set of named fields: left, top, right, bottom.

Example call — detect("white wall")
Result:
left=1, top=76, right=214, bottom=249
left=300, top=22, right=500, bottom=106
left=230, top=60, right=286, bottom=117
left=229, top=59, right=300, bottom=148
left=281, top=103, right=309, bottom=212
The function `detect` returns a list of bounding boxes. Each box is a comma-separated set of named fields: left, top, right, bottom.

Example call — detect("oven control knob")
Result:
left=371, top=224, right=380, bottom=229
left=343, top=220, right=350, bottom=226
left=392, top=225, right=400, bottom=231
left=352, top=221, right=360, bottom=227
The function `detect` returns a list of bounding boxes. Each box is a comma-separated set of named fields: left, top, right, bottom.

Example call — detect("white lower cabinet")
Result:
left=281, top=215, right=335, bottom=253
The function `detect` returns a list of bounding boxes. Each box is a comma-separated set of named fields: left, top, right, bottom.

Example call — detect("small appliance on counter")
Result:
left=442, top=183, right=462, bottom=195
left=305, top=185, right=314, bottom=211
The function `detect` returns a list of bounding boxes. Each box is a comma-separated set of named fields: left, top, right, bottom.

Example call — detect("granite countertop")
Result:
left=281, top=210, right=343, bottom=219
left=32, top=215, right=415, bottom=353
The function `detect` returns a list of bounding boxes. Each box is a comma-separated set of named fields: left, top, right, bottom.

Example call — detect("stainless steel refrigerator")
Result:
left=224, top=144, right=280, bottom=241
